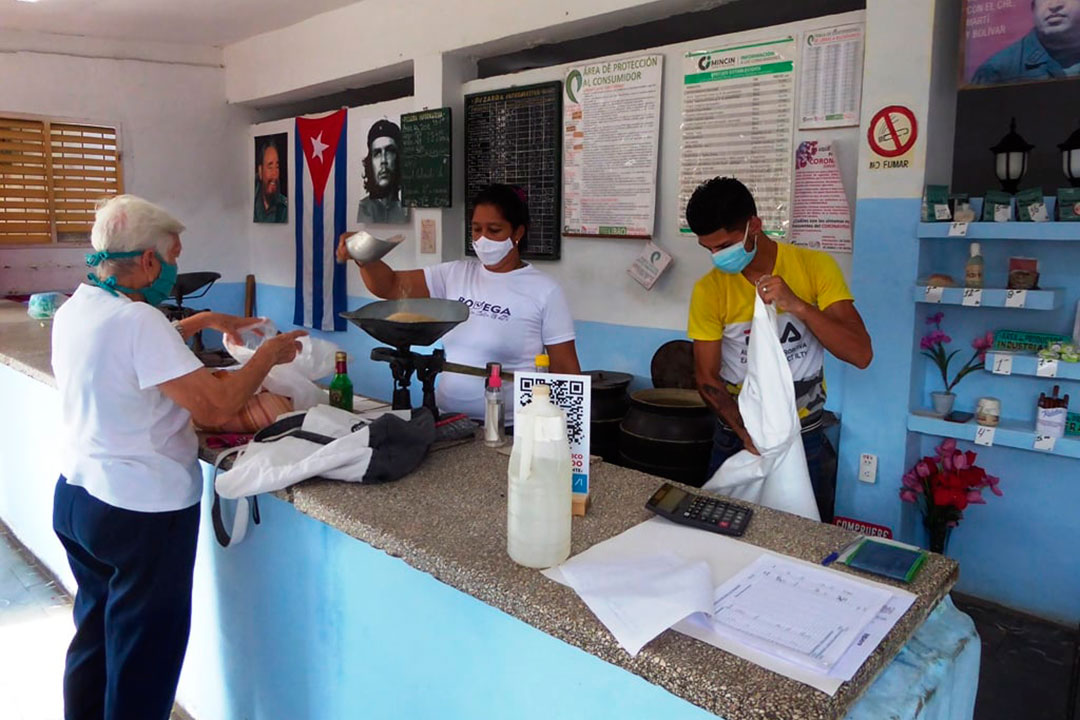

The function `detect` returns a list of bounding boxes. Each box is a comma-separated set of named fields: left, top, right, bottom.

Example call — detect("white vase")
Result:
left=931, top=391, right=956, bottom=416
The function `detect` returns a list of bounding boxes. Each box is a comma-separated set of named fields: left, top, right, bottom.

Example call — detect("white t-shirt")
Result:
left=51, top=284, right=205, bottom=512
left=423, top=260, right=576, bottom=419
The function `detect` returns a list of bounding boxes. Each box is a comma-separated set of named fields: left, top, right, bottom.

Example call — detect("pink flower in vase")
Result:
left=926, top=312, right=944, bottom=325
left=935, top=438, right=957, bottom=458
left=915, top=460, right=933, bottom=478
left=985, top=475, right=1004, bottom=496
left=972, top=332, right=995, bottom=361
left=901, top=472, right=923, bottom=491
left=966, top=489, right=987, bottom=505
left=900, top=488, right=919, bottom=503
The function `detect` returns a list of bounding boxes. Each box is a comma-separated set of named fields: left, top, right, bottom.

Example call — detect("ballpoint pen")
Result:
left=822, top=536, right=865, bottom=566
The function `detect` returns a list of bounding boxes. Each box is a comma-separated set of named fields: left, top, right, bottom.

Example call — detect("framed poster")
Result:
left=962, top=0, right=1080, bottom=88
left=254, top=133, right=288, bottom=223
left=562, top=54, right=663, bottom=238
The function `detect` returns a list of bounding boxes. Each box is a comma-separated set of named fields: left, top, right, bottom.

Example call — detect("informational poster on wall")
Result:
left=797, top=24, right=864, bottom=129
left=679, top=37, right=796, bottom=238
left=791, top=140, right=852, bottom=253
left=562, top=54, right=663, bottom=238
left=464, top=82, right=562, bottom=260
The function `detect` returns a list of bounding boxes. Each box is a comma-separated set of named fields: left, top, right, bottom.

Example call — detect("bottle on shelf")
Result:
left=964, top=242, right=984, bottom=288
left=329, top=351, right=354, bottom=412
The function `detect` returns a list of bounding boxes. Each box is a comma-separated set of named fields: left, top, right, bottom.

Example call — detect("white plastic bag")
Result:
left=223, top=319, right=338, bottom=411
left=702, top=292, right=820, bottom=521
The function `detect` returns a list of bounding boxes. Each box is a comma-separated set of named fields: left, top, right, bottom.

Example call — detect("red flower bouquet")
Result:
left=900, top=438, right=1002, bottom=553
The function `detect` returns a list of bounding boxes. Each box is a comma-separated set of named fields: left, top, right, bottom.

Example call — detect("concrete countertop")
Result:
left=0, top=297, right=960, bottom=720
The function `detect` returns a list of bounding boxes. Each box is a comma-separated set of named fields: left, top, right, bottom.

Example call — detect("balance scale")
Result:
left=341, top=298, right=509, bottom=418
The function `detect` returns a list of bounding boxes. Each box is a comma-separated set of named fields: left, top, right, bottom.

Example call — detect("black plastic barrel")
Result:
left=618, top=388, right=714, bottom=487
left=586, top=370, right=632, bottom=464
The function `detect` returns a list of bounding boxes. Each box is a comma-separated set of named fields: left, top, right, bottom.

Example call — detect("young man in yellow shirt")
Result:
left=686, top=177, right=872, bottom=522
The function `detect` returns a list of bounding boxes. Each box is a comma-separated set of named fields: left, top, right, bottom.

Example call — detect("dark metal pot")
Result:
left=618, top=388, right=714, bottom=487
left=586, top=370, right=632, bottom=464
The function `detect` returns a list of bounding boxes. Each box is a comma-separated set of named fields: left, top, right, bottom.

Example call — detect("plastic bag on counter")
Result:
left=702, top=291, right=819, bottom=521
left=223, top=318, right=338, bottom=411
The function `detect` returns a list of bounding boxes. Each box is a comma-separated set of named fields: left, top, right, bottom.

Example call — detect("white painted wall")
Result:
left=459, top=10, right=864, bottom=332
left=224, top=0, right=736, bottom=105
left=247, top=11, right=864, bottom=333
left=0, top=49, right=254, bottom=294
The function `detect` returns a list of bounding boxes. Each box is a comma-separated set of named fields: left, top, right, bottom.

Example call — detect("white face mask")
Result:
left=472, top=235, right=514, bottom=267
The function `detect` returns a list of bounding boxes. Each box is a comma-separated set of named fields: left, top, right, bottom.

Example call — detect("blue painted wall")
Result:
left=181, top=481, right=719, bottom=720
left=834, top=197, right=1080, bottom=625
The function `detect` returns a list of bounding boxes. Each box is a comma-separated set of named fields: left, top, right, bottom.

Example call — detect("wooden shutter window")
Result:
left=0, top=117, right=123, bottom=245
left=0, top=118, right=50, bottom=244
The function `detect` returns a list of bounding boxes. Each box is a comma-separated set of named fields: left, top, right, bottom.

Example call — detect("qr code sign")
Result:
left=515, top=372, right=592, bottom=494
left=520, top=377, right=587, bottom=446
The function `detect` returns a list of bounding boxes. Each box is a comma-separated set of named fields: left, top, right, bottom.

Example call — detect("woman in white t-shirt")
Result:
left=51, top=195, right=306, bottom=720
left=338, top=184, right=581, bottom=418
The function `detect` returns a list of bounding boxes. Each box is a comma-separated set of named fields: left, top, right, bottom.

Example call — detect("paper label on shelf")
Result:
left=961, top=288, right=982, bottom=307
left=974, top=425, right=996, bottom=447
left=924, top=286, right=944, bottom=303
left=947, top=222, right=968, bottom=237
left=1028, top=203, right=1049, bottom=223
left=993, top=205, right=1011, bottom=222
left=990, top=354, right=1013, bottom=375
left=1034, top=434, right=1057, bottom=452
left=934, top=204, right=951, bottom=221
left=1004, top=289, right=1027, bottom=308
left=1036, top=357, right=1059, bottom=378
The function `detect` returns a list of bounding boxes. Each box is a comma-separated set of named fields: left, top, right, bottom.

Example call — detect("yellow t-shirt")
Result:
left=687, top=242, right=853, bottom=425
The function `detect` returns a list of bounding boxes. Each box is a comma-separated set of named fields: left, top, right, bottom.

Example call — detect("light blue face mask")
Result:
left=85, top=250, right=178, bottom=306
left=710, top=222, right=757, bottom=274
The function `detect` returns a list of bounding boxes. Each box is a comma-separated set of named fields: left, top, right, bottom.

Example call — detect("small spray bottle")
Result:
left=484, top=363, right=506, bottom=448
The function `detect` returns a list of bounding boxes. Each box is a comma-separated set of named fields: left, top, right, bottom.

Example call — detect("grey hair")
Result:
left=90, top=195, right=185, bottom=279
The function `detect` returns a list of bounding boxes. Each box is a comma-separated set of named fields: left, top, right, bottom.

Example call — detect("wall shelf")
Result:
left=913, top=286, right=1062, bottom=310
left=983, top=352, right=1080, bottom=381
left=907, top=412, right=1080, bottom=459
left=917, top=222, right=1080, bottom=241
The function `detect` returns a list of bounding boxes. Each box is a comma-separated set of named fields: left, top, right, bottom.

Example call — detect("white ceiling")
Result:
left=0, top=0, right=363, bottom=48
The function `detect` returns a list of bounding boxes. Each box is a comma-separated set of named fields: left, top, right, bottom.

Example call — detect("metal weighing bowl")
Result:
left=341, top=298, right=469, bottom=349
left=345, top=231, right=405, bottom=265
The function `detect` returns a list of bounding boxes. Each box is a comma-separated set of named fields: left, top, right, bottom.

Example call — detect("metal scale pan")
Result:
left=340, top=298, right=468, bottom=349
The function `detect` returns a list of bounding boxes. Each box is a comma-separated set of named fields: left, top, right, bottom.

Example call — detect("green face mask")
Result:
left=85, top=250, right=178, bottom=306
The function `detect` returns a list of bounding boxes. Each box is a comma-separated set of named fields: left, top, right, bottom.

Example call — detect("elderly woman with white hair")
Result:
left=50, top=195, right=306, bottom=720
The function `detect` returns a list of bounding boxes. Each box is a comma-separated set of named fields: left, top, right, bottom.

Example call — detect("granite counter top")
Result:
left=216, top=439, right=958, bottom=720
left=1, top=297, right=960, bottom=720
left=0, top=299, right=56, bottom=388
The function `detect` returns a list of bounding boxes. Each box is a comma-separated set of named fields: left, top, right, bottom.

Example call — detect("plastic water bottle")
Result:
left=507, top=383, right=572, bottom=568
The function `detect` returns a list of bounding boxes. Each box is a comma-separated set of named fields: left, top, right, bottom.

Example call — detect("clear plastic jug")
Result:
left=507, top=383, right=572, bottom=568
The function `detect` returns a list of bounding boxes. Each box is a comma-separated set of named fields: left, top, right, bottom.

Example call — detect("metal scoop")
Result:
left=344, top=231, right=405, bottom=265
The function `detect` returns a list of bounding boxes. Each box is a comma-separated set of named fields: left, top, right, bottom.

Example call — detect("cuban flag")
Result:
left=294, top=109, right=347, bottom=331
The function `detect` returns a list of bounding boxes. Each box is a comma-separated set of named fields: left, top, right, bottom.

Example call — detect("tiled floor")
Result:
left=0, top=525, right=1076, bottom=720
left=0, top=524, right=187, bottom=720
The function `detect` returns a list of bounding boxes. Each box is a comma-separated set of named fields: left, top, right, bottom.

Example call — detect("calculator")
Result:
left=645, top=483, right=753, bottom=537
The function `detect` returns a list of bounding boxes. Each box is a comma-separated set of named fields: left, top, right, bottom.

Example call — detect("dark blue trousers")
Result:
left=52, top=476, right=200, bottom=720
left=706, top=423, right=838, bottom=523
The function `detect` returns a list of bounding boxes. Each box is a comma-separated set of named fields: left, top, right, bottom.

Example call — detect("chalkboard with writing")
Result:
left=464, top=82, right=562, bottom=260
left=401, top=108, right=452, bottom=208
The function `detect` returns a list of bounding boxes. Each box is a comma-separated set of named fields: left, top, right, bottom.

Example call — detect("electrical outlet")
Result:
left=859, top=453, right=877, bottom=483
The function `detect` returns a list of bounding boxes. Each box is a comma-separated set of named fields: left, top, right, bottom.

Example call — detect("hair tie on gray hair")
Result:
left=85, top=249, right=145, bottom=267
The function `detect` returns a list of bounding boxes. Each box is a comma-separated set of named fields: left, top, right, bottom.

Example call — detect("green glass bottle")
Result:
left=329, top=351, right=354, bottom=412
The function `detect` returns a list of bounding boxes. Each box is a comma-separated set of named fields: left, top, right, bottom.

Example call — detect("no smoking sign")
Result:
left=866, top=105, right=918, bottom=170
